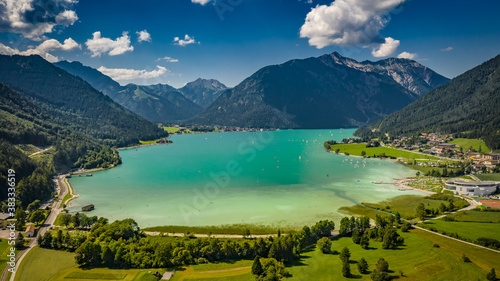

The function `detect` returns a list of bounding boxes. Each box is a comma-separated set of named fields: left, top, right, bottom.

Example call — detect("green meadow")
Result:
left=361, top=195, right=469, bottom=220
left=420, top=220, right=500, bottom=241
left=330, top=143, right=439, bottom=160
left=449, top=138, right=490, bottom=153
left=13, top=228, right=500, bottom=281
left=476, top=173, right=500, bottom=181
left=287, top=229, right=495, bottom=281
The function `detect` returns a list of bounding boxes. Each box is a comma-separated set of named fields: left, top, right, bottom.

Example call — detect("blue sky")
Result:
left=0, top=0, right=499, bottom=88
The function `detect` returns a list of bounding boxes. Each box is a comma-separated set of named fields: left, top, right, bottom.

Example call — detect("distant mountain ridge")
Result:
left=54, top=61, right=226, bottom=122
left=113, top=84, right=203, bottom=122
left=190, top=52, right=449, bottom=129
left=179, top=78, right=227, bottom=108
left=321, top=52, right=450, bottom=96
left=355, top=54, right=500, bottom=151
left=0, top=55, right=165, bottom=146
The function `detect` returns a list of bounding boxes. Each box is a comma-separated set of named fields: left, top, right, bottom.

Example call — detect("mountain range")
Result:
left=54, top=61, right=227, bottom=122
left=355, top=54, right=500, bottom=151
left=191, top=52, right=449, bottom=128
left=0, top=55, right=165, bottom=145
left=0, top=54, right=166, bottom=206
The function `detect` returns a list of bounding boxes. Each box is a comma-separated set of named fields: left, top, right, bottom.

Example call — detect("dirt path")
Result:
left=143, top=231, right=280, bottom=239
left=28, top=146, right=53, bottom=157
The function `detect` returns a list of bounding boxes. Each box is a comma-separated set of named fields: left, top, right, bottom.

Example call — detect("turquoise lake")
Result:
left=69, top=129, right=422, bottom=228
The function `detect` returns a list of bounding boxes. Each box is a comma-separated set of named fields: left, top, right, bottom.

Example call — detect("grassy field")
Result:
left=401, top=163, right=448, bottom=175
left=412, top=229, right=500, bottom=272
left=14, top=247, right=76, bottom=281
left=171, top=261, right=252, bottom=281
left=12, top=230, right=500, bottom=281
left=64, top=272, right=127, bottom=279
left=15, top=144, right=39, bottom=155
left=287, top=229, right=495, bottom=281
left=362, top=195, right=469, bottom=220
left=447, top=210, right=500, bottom=223
left=131, top=271, right=161, bottom=281
left=420, top=220, right=500, bottom=241
left=476, top=173, right=500, bottom=181
left=191, top=260, right=252, bottom=271
left=143, top=224, right=294, bottom=235
left=449, top=138, right=490, bottom=153
left=338, top=204, right=392, bottom=221
left=181, top=273, right=253, bottom=281
left=330, top=143, right=439, bottom=160
left=164, top=126, right=181, bottom=133
left=0, top=240, right=18, bottom=274
left=14, top=247, right=167, bottom=281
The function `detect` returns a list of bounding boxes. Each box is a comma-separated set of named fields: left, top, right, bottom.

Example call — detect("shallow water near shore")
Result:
left=69, top=129, right=423, bottom=228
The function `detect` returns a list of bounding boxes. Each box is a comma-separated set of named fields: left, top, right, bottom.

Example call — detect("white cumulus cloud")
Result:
left=85, top=31, right=134, bottom=57
left=371, top=37, right=400, bottom=57
left=97, top=65, right=169, bottom=81
left=0, top=0, right=79, bottom=40
left=300, top=0, right=405, bottom=57
left=173, top=34, right=198, bottom=46
left=191, top=0, right=213, bottom=5
left=157, top=56, right=179, bottom=62
left=441, top=46, right=453, bottom=52
left=397, top=51, right=417, bottom=60
left=0, top=37, right=80, bottom=62
left=136, top=30, right=151, bottom=43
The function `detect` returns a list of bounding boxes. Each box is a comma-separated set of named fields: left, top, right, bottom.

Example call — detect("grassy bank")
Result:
left=340, top=195, right=469, bottom=220
left=143, top=224, right=295, bottom=235
left=329, top=143, right=439, bottom=160
left=164, top=126, right=180, bottom=133
left=449, top=138, right=490, bottom=153
left=362, top=195, right=468, bottom=220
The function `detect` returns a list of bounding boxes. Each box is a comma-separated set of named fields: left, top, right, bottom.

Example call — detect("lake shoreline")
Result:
left=69, top=129, right=425, bottom=229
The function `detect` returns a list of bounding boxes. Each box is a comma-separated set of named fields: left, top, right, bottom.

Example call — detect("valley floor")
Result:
left=13, top=227, right=499, bottom=281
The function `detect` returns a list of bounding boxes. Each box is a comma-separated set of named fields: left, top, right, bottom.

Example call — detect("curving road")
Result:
left=1, top=175, right=68, bottom=281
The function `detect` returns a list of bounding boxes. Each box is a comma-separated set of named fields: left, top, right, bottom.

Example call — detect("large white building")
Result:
left=445, top=180, right=498, bottom=196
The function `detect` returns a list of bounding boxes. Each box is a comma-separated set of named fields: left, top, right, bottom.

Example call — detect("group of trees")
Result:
left=251, top=256, right=289, bottom=280
left=337, top=246, right=391, bottom=280
left=339, top=216, right=405, bottom=251
left=39, top=219, right=335, bottom=270
left=0, top=140, right=54, bottom=206
left=416, top=194, right=464, bottom=220
left=75, top=146, right=122, bottom=170
left=57, top=212, right=105, bottom=229
left=38, top=229, right=87, bottom=251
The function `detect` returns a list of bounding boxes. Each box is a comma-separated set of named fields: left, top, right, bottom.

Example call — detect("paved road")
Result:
left=1, top=175, right=68, bottom=281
